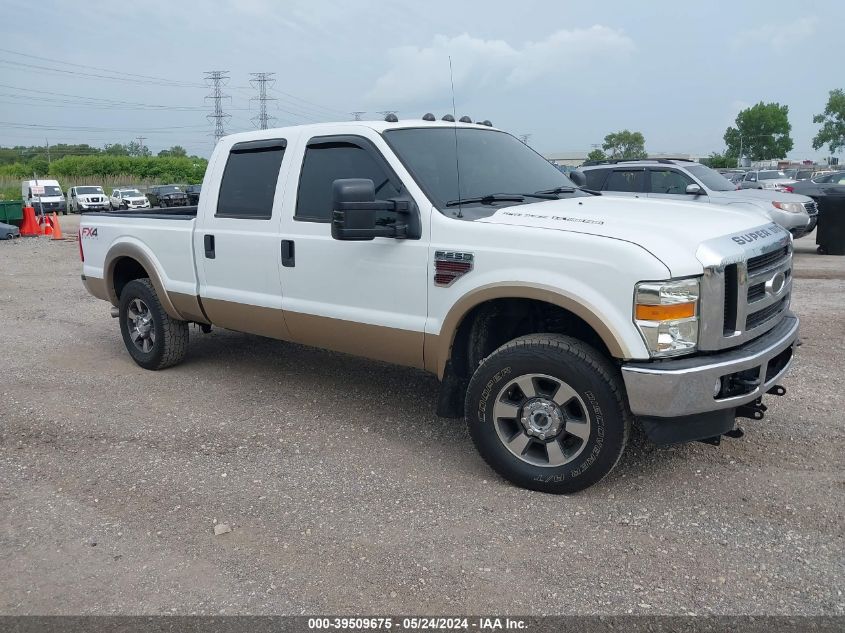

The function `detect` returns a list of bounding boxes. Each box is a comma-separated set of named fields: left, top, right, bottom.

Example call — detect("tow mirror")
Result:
left=685, top=183, right=703, bottom=196
left=569, top=170, right=587, bottom=187
left=331, top=178, right=416, bottom=241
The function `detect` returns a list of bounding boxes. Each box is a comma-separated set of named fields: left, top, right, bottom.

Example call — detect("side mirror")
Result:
left=331, top=178, right=415, bottom=241
left=569, top=170, right=587, bottom=187
left=685, top=183, right=703, bottom=196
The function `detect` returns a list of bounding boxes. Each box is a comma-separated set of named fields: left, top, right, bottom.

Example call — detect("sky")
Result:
left=0, top=0, right=842, bottom=160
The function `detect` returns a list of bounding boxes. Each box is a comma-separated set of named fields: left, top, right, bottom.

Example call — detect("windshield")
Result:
left=759, top=171, right=786, bottom=180
left=686, top=165, right=736, bottom=191
left=383, top=127, right=581, bottom=216
left=797, top=171, right=813, bottom=180
left=33, top=185, right=62, bottom=197
left=158, top=186, right=182, bottom=194
left=77, top=186, right=104, bottom=194
left=121, top=189, right=142, bottom=197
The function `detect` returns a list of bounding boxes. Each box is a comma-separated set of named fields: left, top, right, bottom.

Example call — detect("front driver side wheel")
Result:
left=465, top=334, right=630, bottom=494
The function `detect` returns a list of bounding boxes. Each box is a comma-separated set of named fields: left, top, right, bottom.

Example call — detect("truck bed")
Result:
left=82, top=206, right=198, bottom=220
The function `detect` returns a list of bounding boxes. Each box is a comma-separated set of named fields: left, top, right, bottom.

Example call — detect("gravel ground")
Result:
left=0, top=216, right=842, bottom=615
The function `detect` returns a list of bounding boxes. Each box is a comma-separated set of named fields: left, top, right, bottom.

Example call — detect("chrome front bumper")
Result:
left=622, top=313, right=799, bottom=418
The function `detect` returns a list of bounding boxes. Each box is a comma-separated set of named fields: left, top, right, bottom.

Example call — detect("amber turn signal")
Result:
left=635, top=302, right=696, bottom=321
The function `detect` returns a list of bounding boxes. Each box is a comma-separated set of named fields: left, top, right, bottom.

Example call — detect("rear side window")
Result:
left=584, top=169, right=609, bottom=190
left=605, top=169, right=645, bottom=193
left=216, top=139, right=286, bottom=219
left=295, top=140, right=401, bottom=222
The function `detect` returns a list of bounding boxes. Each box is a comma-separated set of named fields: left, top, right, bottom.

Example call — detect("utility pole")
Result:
left=204, top=70, right=231, bottom=142
left=351, top=111, right=366, bottom=121
left=137, top=136, right=147, bottom=156
left=249, top=72, right=277, bottom=130
left=45, top=138, right=51, bottom=164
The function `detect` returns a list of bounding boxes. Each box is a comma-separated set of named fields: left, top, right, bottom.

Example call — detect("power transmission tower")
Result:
left=204, top=70, right=231, bottom=141
left=519, top=134, right=532, bottom=145
left=249, top=72, right=277, bottom=130
left=351, top=111, right=366, bottom=121
left=137, top=136, right=147, bottom=156
left=377, top=110, right=398, bottom=119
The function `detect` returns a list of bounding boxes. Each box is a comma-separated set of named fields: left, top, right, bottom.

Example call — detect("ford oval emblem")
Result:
left=765, top=271, right=786, bottom=296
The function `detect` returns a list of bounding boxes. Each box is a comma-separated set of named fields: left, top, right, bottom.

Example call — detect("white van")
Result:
left=22, top=179, right=67, bottom=215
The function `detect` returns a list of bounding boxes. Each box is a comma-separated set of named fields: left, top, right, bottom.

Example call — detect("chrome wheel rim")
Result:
left=126, top=298, right=156, bottom=353
left=493, top=373, right=591, bottom=467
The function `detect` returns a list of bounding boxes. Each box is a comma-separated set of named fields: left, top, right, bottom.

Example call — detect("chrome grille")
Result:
left=747, top=296, right=789, bottom=330
left=699, top=226, right=793, bottom=351
left=747, top=246, right=789, bottom=275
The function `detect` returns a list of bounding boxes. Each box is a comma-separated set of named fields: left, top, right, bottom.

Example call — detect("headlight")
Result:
left=772, top=201, right=805, bottom=214
left=634, top=278, right=700, bottom=357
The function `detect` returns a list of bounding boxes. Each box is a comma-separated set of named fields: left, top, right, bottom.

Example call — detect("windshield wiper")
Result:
left=445, top=194, right=525, bottom=207
left=534, top=186, right=576, bottom=195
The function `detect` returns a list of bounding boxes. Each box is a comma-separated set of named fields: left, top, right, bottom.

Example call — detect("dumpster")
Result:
left=815, top=190, right=845, bottom=255
left=0, top=200, right=24, bottom=227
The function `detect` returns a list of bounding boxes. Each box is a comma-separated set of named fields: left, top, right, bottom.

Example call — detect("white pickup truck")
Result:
left=80, top=118, right=799, bottom=493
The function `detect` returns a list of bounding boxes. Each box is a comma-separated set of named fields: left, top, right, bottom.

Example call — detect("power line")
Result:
left=0, top=47, right=207, bottom=87
left=351, top=111, right=366, bottom=121
left=0, top=58, right=205, bottom=88
left=249, top=72, right=276, bottom=130
left=204, top=71, right=231, bottom=142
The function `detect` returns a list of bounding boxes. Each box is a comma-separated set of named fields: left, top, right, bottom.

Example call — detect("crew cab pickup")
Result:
left=80, top=119, right=799, bottom=493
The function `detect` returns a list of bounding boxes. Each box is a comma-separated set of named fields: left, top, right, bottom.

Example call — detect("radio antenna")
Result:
left=449, top=56, right=463, bottom=218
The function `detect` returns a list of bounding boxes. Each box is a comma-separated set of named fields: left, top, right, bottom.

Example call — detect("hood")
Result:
left=476, top=195, right=783, bottom=276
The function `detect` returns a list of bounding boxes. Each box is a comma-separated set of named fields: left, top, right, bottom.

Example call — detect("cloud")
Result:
left=365, top=25, right=635, bottom=105
left=734, top=16, right=818, bottom=50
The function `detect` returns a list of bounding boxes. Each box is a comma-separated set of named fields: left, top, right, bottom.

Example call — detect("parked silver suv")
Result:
left=581, top=159, right=817, bottom=238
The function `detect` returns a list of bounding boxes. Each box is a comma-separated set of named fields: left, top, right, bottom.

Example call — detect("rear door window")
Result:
left=604, top=169, right=645, bottom=193
left=584, top=169, right=610, bottom=190
left=216, top=139, right=286, bottom=219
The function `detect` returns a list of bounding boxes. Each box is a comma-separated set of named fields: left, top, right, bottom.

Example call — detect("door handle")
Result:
left=281, top=239, right=295, bottom=267
left=204, top=234, right=215, bottom=259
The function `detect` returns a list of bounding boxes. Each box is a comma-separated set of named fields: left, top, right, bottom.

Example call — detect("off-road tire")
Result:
left=465, top=334, right=630, bottom=494
left=119, top=278, right=189, bottom=370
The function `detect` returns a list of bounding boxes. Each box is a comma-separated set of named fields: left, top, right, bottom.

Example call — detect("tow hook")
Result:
left=767, top=385, right=787, bottom=397
left=737, top=397, right=767, bottom=420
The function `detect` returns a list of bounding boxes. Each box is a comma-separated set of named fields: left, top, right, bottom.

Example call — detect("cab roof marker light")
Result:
left=441, top=114, right=455, bottom=122
left=422, top=113, right=436, bottom=121
left=459, top=116, right=472, bottom=123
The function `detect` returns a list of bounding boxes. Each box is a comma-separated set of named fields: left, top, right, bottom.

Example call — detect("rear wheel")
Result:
left=118, top=278, right=189, bottom=370
left=465, top=334, right=630, bottom=494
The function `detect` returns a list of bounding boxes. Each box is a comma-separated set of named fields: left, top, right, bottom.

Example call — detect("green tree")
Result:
left=602, top=130, right=646, bottom=159
left=586, top=148, right=606, bottom=162
left=812, top=88, right=845, bottom=154
left=104, top=143, right=130, bottom=156
left=702, top=152, right=734, bottom=169
left=724, top=102, right=793, bottom=161
left=158, top=145, right=187, bottom=158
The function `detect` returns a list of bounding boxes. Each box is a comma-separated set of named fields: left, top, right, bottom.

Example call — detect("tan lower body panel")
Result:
left=82, top=275, right=109, bottom=302
left=283, top=310, right=425, bottom=370
left=200, top=297, right=424, bottom=369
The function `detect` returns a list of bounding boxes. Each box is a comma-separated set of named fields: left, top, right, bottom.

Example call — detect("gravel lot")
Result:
left=1, top=215, right=843, bottom=615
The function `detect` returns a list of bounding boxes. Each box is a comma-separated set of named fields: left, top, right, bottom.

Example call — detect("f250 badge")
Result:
left=80, top=227, right=98, bottom=238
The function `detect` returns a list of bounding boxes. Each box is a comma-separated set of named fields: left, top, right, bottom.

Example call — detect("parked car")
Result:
left=739, top=170, right=796, bottom=192
left=783, top=168, right=814, bottom=181
left=68, top=185, right=110, bottom=213
left=109, top=188, right=151, bottom=211
left=580, top=159, right=817, bottom=237
left=811, top=170, right=845, bottom=184
left=21, top=179, right=66, bottom=215
left=79, top=119, right=799, bottom=494
left=0, top=220, right=20, bottom=239
left=185, top=184, right=202, bottom=205
left=147, top=185, right=189, bottom=208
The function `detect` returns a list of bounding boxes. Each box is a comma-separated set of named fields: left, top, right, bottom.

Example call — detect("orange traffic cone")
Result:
left=20, top=206, right=40, bottom=237
left=51, top=212, right=63, bottom=240
left=41, top=214, right=53, bottom=236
